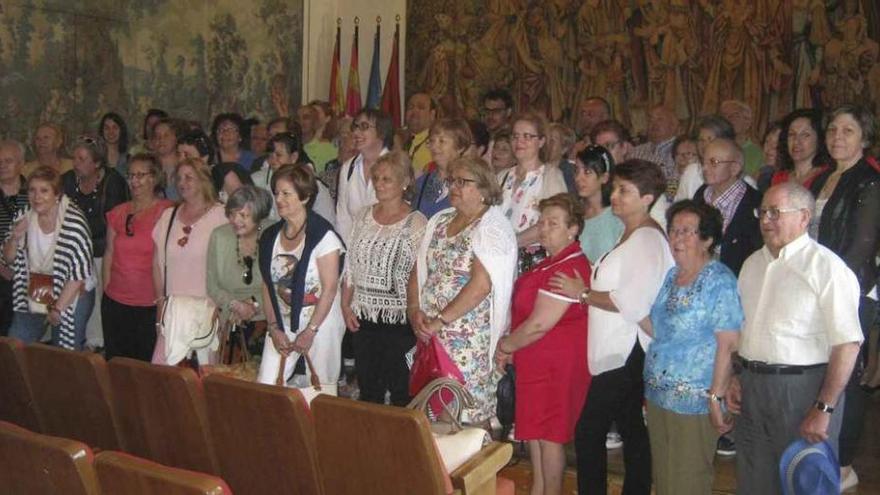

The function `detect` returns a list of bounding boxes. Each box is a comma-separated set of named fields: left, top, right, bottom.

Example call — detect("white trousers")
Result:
left=257, top=324, right=343, bottom=386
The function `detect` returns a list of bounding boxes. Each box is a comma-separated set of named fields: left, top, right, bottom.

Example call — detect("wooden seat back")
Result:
left=311, top=394, right=448, bottom=495
left=202, top=374, right=323, bottom=495
left=108, top=357, right=218, bottom=474
left=23, top=343, right=121, bottom=450
left=95, top=450, right=232, bottom=495
left=0, top=337, right=42, bottom=431
left=0, top=420, right=100, bottom=495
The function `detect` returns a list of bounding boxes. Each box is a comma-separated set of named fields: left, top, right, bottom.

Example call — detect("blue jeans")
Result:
left=8, top=289, right=93, bottom=350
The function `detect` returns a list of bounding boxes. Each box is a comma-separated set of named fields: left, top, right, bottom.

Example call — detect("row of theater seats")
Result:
left=0, top=337, right=514, bottom=495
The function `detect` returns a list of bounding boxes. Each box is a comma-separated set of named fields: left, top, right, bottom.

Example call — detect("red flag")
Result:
left=345, top=21, right=362, bottom=117
left=329, top=21, right=344, bottom=116
left=380, top=19, right=401, bottom=127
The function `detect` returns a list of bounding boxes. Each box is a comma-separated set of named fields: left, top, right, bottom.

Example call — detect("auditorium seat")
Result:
left=0, top=337, right=42, bottom=432
left=95, top=450, right=232, bottom=495
left=23, top=343, right=122, bottom=451
left=203, top=374, right=324, bottom=495
left=107, top=357, right=219, bottom=475
left=311, top=395, right=513, bottom=495
left=0, top=420, right=101, bottom=495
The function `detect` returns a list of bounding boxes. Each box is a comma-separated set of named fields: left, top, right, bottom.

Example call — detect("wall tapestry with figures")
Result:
left=405, top=0, right=880, bottom=137
left=0, top=0, right=302, bottom=148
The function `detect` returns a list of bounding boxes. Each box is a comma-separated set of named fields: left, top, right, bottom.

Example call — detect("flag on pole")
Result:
left=380, top=17, right=401, bottom=127
left=365, top=19, right=382, bottom=110
left=345, top=18, right=362, bottom=117
left=329, top=19, right=344, bottom=116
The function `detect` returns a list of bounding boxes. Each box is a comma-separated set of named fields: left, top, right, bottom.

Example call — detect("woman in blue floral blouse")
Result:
left=640, top=200, right=743, bottom=495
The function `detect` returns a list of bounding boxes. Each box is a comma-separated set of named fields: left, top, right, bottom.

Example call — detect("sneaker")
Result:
left=840, top=467, right=859, bottom=492
left=606, top=432, right=623, bottom=449
left=716, top=436, right=736, bottom=456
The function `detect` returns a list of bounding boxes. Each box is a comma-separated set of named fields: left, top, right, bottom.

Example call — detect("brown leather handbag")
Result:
left=27, top=272, right=55, bottom=306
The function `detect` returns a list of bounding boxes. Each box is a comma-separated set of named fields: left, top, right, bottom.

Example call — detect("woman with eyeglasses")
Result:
left=206, top=186, right=272, bottom=358
left=210, top=113, right=256, bottom=170
left=409, top=156, right=517, bottom=424
left=257, top=164, right=345, bottom=388
left=411, top=119, right=473, bottom=219
left=574, top=145, right=623, bottom=264
left=498, top=112, right=567, bottom=273
left=62, top=136, right=129, bottom=350
left=150, top=158, right=227, bottom=364
left=102, top=153, right=172, bottom=360
left=98, top=112, right=131, bottom=176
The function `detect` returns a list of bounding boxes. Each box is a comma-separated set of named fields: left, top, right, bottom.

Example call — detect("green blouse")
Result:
left=206, top=223, right=266, bottom=323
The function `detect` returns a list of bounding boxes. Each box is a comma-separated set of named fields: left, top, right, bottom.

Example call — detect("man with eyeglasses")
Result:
left=479, top=89, right=514, bottom=161
left=0, top=140, right=29, bottom=334
left=693, top=138, right=762, bottom=276
left=729, top=181, right=862, bottom=494
left=404, top=93, right=437, bottom=174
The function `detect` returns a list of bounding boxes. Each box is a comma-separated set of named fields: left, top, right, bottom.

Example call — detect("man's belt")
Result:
left=739, top=357, right=826, bottom=375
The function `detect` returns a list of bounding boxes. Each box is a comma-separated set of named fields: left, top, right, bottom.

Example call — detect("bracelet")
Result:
left=305, top=322, right=319, bottom=334
left=437, top=312, right=450, bottom=325
left=814, top=400, right=834, bottom=413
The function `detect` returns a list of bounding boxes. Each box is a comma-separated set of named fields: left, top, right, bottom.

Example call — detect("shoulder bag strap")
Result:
left=163, top=205, right=180, bottom=297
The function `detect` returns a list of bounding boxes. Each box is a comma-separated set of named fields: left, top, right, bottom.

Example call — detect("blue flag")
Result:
left=365, top=23, right=382, bottom=110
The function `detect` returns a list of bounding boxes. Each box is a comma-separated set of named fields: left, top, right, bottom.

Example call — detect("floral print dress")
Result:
left=422, top=211, right=494, bottom=423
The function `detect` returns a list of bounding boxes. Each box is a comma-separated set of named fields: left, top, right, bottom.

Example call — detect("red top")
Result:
left=770, top=165, right=830, bottom=189
left=105, top=200, right=173, bottom=306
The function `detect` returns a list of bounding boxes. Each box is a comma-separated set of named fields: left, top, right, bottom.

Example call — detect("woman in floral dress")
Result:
left=410, top=156, right=517, bottom=424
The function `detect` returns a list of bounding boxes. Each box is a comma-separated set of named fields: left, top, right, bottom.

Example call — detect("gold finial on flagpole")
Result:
left=354, top=16, right=359, bottom=25
left=337, top=17, right=342, bottom=26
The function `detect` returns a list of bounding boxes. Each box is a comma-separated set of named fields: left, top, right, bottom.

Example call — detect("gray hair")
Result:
left=774, top=181, right=816, bottom=217
left=0, top=139, right=26, bottom=163
left=225, top=185, right=273, bottom=223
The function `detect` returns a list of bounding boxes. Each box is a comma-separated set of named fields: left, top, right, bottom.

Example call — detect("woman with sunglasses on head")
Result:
left=574, top=145, right=623, bottom=264
left=151, top=158, right=227, bottom=364
left=206, top=186, right=272, bottom=358
left=102, top=153, right=172, bottom=360
left=62, top=136, right=130, bottom=350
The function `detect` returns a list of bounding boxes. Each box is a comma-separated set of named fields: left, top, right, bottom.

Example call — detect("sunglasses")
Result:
left=178, top=225, right=193, bottom=247
left=125, top=213, right=135, bottom=237
left=242, top=256, right=254, bottom=285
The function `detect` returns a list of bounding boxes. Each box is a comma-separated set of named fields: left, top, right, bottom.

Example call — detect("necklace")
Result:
left=236, top=236, right=256, bottom=285
left=283, top=218, right=306, bottom=241
left=177, top=204, right=211, bottom=247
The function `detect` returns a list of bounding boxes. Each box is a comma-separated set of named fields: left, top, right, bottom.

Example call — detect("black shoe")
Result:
left=716, top=436, right=736, bottom=456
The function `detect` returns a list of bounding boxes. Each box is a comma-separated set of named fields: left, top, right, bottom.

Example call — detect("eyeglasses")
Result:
left=217, top=125, right=239, bottom=134
left=445, top=177, right=477, bottom=189
left=511, top=132, right=541, bottom=141
left=596, top=140, right=620, bottom=149
left=350, top=121, right=376, bottom=132
left=178, top=225, right=193, bottom=247
left=668, top=227, right=700, bottom=238
left=705, top=158, right=739, bottom=167
left=125, top=213, right=135, bottom=237
left=242, top=256, right=254, bottom=285
left=753, top=207, right=803, bottom=221
left=126, top=172, right=152, bottom=181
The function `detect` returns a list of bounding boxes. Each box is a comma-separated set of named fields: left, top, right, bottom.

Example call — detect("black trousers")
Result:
left=101, top=294, right=158, bottom=362
left=576, top=344, right=651, bottom=495
left=0, top=276, right=13, bottom=336
left=839, top=295, right=877, bottom=466
left=353, top=316, right=416, bottom=407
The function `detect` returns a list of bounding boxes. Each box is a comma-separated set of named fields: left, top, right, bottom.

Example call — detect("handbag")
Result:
left=27, top=272, right=55, bottom=313
left=407, top=377, right=489, bottom=472
left=409, top=335, right=467, bottom=418
left=276, top=351, right=337, bottom=404
left=496, top=364, right=516, bottom=438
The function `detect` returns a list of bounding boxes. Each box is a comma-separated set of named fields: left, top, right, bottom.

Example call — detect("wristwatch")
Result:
left=706, top=391, right=724, bottom=403
left=306, top=322, right=319, bottom=334
left=579, top=288, right=591, bottom=306
left=814, top=400, right=834, bottom=413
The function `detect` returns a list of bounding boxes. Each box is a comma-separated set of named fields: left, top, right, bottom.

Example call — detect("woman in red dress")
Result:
left=495, top=193, right=591, bottom=495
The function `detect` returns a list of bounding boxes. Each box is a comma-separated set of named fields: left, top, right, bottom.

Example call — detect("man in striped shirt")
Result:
left=0, top=140, right=30, bottom=334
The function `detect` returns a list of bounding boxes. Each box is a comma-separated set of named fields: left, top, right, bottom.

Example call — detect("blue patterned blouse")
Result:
left=644, top=260, right=743, bottom=415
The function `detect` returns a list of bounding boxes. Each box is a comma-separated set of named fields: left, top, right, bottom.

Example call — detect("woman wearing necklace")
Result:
left=551, top=159, right=674, bottom=495
left=771, top=108, right=833, bottom=202
left=4, top=166, right=93, bottom=350
left=151, top=158, right=227, bottom=364
left=62, top=136, right=129, bottom=350
left=257, top=164, right=345, bottom=388
left=409, top=156, right=517, bottom=425
left=102, top=154, right=172, bottom=361
left=207, top=186, right=272, bottom=358
left=640, top=200, right=742, bottom=495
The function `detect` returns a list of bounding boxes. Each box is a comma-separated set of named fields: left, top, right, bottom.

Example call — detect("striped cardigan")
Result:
left=11, top=199, right=93, bottom=349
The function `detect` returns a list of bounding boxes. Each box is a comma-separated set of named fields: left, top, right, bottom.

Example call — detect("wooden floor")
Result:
left=499, top=392, right=880, bottom=494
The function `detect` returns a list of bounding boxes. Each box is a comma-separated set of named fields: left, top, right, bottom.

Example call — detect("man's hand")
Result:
left=799, top=408, right=831, bottom=444
left=726, top=376, right=742, bottom=414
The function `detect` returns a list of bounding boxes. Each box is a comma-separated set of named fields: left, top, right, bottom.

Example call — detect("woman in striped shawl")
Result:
left=3, top=166, right=93, bottom=350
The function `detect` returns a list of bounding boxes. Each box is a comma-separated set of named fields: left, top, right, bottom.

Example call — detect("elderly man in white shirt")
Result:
left=729, top=182, right=863, bottom=495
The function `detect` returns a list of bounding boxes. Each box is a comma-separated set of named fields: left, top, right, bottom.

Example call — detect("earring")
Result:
left=480, top=196, right=486, bottom=204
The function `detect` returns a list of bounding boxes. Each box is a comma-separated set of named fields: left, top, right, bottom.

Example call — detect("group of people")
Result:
left=0, top=88, right=876, bottom=495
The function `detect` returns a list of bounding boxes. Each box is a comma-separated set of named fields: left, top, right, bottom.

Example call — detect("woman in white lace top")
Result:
left=342, top=151, right=426, bottom=405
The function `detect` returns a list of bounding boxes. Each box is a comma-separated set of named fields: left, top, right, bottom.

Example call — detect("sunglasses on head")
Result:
left=125, top=213, right=135, bottom=236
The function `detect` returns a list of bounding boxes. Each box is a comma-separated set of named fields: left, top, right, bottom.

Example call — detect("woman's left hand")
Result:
left=230, top=300, right=257, bottom=322
left=292, top=328, right=316, bottom=354
left=549, top=271, right=586, bottom=299
left=47, top=307, right=62, bottom=327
